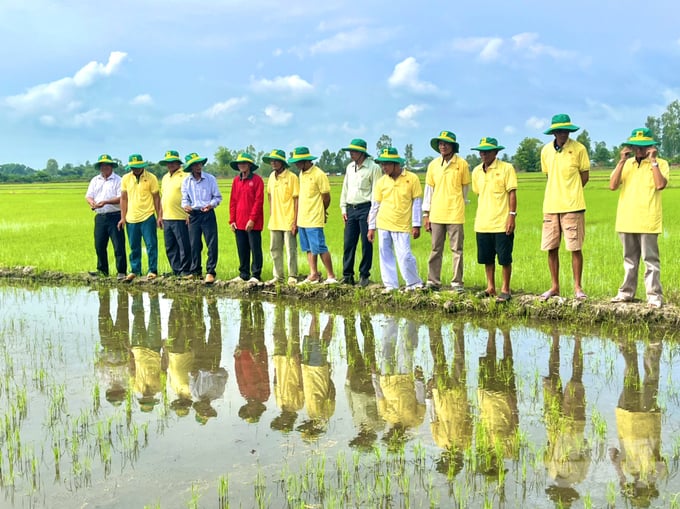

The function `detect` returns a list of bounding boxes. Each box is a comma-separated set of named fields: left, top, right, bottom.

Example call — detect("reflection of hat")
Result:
left=430, top=130, right=459, bottom=153
left=229, top=152, right=259, bottom=171
left=159, top=150, right=182, bottom=165
left=287, top=146, right=317, bottom=164
left=375, top=147, right=405, bottom=165
left=170, top=398, right=192, bottom=417
left=262, top=149, right=289, bottom=168
left=126, top=153, right=148, bottom=170
left=238, top=401, right=266, bottom=423
left=193, top=400, right=217, bottom=425
left=471, top=137, right=505, bottom=152
left=341, top=138, right=370, bottom=156
left=185, top=152, right=208, bottom=169
left=624, top=127, right=659, bottom=147
left=138, top=395, right=159, bottom=412
left=94, top=154, right=119, bottom=169
left=544, top=114, right=580, bottom=135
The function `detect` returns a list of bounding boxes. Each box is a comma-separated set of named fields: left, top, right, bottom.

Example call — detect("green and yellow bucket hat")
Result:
left=375, top=147, right=405, bottom=165
left=471, top=137, right=505, bottom=152
left=543, top=113, right=580, bottom=135
left=230, top=152, right=259, bottom=171
left=624, top=127, right=659, bottom=147
left=159, top=150, right=182, bottom=166
left=430, top=130, right=459, bottom=153
left=126, top=153, right=148, bottom=169
left=184, top=152, right=208, bottom=169
left=94, top=154, right=118, bottom=169
left=262, top=149, right=289, bottom=168
left=341, top=138, right=370, bottom=156
left=287, top=147, right=318, bottom=164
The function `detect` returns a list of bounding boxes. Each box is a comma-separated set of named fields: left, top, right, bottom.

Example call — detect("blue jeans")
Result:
left=126, top=215, right=158, bottom=275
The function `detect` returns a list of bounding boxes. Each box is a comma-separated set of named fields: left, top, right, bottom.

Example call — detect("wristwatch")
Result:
left=651, top=162, right=659, bottom=168
left=509, top=211, right=517, bottom=216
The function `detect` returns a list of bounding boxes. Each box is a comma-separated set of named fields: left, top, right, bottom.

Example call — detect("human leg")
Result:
left=357, top=206, right=373, bottom=281
left=427, top=223, right=446, bottom=286
left=108, top=213, right=127, bottom=275
left=94, top=214, right=110, bottom=275
left=235, top=229, right=251, bottom=279
left=448, top=223, right=464, bottom=287
left=284, top=231, right=298, bottom=278
left=342, top=208, right=360, bottom=280
left=378, top=229, right=398, bottom=289
left=140, top=215, right=158, bottom=275
left=270, top=230, right=285, bottom=280
left=163, top=220, right=181, bottom=274
left=187, top=213, right=204, bottom=275
left=394, top=231, right=422, bottom=288
left=249, top=230, right=263, bottom=280
left=640, top=233, right=662, bottom=305
left=202, top=211, right=218, bottom=276
left=126, top=221, right=143, bottom=275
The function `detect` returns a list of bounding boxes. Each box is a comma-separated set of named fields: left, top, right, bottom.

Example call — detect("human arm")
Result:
left=339, top=173, right=348, bottom=221
left=181, top=179, right=193, bottom=212
left=153, top=192, right=163, bottom=229
left=322, top=192, right=331, bottom=223
left=117, top=191, right=128, bottom=230
left=367, top=200, right=380, bottom=243
left=609, top=147, right=631, bottom=190
left=412, top=197, right=422, bottom=239
left=246, top=176, right=264, bottom=232
left=506, top=189, right=517, bottom=235
left=648, top=147, right=668, bottom=190
left=422, top=184, right=433, bottom=232
left=229, top=179, right=237, bottom=231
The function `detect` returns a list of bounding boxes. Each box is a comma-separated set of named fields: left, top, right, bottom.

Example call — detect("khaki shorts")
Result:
left=541, top=212, right=585, bottom=251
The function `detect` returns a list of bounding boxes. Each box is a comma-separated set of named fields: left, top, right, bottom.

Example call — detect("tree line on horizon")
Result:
left=3, top=101, right=680, bottom=184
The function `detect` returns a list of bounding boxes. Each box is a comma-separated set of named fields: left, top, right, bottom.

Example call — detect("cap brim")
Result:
left=544, top=125, right=580, bottom=135
left=430, top=138, right=460, bottom=153
left=287, top=156, right=317, bottom=164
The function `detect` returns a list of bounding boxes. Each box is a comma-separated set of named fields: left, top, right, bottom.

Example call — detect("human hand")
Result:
left=230, top=222, right=237, bottom=232
left=367, top=229, right=375, bottom=243
left=246, top=219, right=254, bottom=232
left=424, top=217, right=431, bottom=233
left=412, top=226, right=421, bottom=239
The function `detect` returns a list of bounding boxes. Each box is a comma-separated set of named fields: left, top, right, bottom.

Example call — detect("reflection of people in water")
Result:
left=130, top=292, right=163, bottom=412
left=165, top=296, right=196, bottom=417
left=190, top=298, right=228, bottom=424
left=95, top=289, right=130, bottom=406
left=476, top=326, right=519, bottom=474
left=428, top=321, right=471, bottom=478
left=234, top=301, right=270, bottom=423
left=344, top=312, right=383, bottom=450
left=297, top=312, right=336, bottom=440
left=271, top=306, right=304, bottom=433
left=374, top=317, right=425, bottom=450
left=610, top=340, right=666, bottom=507
left=543, top=332, right=589, bottom=507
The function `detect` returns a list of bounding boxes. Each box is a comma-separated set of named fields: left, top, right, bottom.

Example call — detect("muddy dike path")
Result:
left=2, top=266, right=677, bottom=340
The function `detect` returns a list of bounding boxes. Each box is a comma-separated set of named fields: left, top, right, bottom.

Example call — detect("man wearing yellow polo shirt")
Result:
left=609, top=128, right=669, bottom=308
left=367, top=147, right=423, bottom=292
left=470, top=138, right=517, bottom=303
left=159, top=150, right=191, bottom=277
left=118, top=154, right=162, bottom=281
left=539, top=114, right=590, bottom=301
left=289, top=147, right=337, bottom=284
left=423, top=130, right=471, bottom=292
left=265, top=149, right=299, bottom=285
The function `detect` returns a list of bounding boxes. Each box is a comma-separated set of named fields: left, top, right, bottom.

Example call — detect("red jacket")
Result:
left=229, top=173, right=264, bottom=231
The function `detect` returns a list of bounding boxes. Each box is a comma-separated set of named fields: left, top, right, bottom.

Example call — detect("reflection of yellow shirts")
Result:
left=614, top=158, right=669, bottom=234
left=615, top=408, right=663, bottom=481
left=297, top=166, right=330, bottom=228
left=161, top=171, right=189, bottom=220
left=431, top=387, right=472, bottom=450
left=131, top=346, right=162, bottom=396
left=378, top=374, right=425, bottom=428
left=425, top=155, right=470, bottom=224
left=167, top=351, right=194, bottom=400
left=302, top=365, right=336, bottom=420
left=273, top=355, right=304, bottom=412
left=268, top=169, right=299, bottom=231
left=472, top=160, right=517, bottom=233
left=541, top=138, right=589, bottom=214
left=478, top=388, right=519, bottom=458
left=374, top=170, right=422, bottom=233
left=121, top=170, right=160, bottom=223
left=545, top=418, right=589, bottom=484
left=346, top=388, right=383, bottom=432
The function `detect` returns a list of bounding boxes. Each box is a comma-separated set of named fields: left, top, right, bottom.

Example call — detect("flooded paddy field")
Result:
left=0, top=285, right=679, bottom=508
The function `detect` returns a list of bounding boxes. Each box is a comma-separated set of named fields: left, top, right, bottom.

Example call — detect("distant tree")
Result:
left=576, top=130, right=592, bottom=155
left=512, top=137, right=542, bottom=172
left=318, top=149, right=334, bottom=172
left=404, top=143, right=417, bottom=167
left=465, top=154, right=481, bottom=169
left=660, top=100, right=680, bottom=159
left=592, top=141, right=612, bottom=166
left=376, top=134, right=393, bottom=153
left=645, top=115, right=661, bottom=140
left=500, top=153, right=511, bottom=162
left=420, top=155, right=435, bottom=168
left=214, top=146, right=237, bottom=176
left=334, top=151, right=349, bottom=174
left=45, top=158, right=59, bottom=175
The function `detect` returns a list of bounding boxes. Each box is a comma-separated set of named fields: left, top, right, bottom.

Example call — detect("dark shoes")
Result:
left=339, top=276, right=356, bottom=286
left=359, top=277, right=371, bottom=288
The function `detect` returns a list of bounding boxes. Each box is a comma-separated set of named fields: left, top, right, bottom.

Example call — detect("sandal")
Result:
left=539, top=290, right=559, bottom=302
left=476, top=290, right=495, bottom=298
left=574, top=290, right=588, bottom=301
left=495, top=292, right=512, bottom=303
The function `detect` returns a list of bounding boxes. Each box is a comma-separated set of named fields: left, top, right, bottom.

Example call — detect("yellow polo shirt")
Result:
left=297, top=166, right=330, bottom=228
left=377, top=374, right=425, bottom=428
left=161, top=170, right=189, bottom=220
left=431, top=386, right=472, bottom=450
left=273, top=355, right=304, bottom=412
left=121, top=170, right=159, bottom=223
left=374, top=170, right=423, bottom=233
left=268, top=169, right=299, bottom=231
left=472, top=159, right=518, bottom=233
left=614, top=158, right=669, bottom=234
left=168, top=351, right=195, bottom=400
left=615, top=407, right=662, bottom=480
left=425, top=155, right=471, bottom=224
left=541, top=138, right=589, bottom=214
left=302, top=365, right=336, bottom=420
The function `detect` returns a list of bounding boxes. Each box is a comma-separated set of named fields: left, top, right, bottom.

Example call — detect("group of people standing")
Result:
left=85, top=113, right=669, bottom=307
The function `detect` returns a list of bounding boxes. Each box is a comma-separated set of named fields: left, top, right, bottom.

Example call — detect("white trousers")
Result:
left=378, top=229, right=422, bottom=290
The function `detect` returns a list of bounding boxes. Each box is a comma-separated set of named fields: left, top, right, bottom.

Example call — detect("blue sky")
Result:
left=1, top=0, right=679, bottom=169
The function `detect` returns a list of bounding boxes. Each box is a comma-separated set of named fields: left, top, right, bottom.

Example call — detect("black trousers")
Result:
left=235, top=229, right=263, bottom=280
left=94, top=212, right=127, bottom=275
left=163, top=219, right=192, bottom=275
left=342, top=203, right=372, bottom=279
left=188, top=210, right=218, bottom=276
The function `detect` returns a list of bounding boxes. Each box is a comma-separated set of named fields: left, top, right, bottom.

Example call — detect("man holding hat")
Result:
left=159, top=150, right=191, bottom=277
left=609, top=128, right=669, bottom=308
left=339, top=139, right=382, bottom=287
left=367, top=147, right=423, bottom=292
left=470, top=138, right=517, bottom=303
left=423, top=130, right=471, bottom=292
left=264, top=149, right=299, bottom=285
left=229, top=152, right=265, bottom=283
left=181, top=152, right=222, bottom=284
left=85, top=154, right=127, bottom=279
left=539, top=114, right=590, bottom=301
left=289, top=147, right=337, bottom=284
left=117, top=154, right=162, bottom=281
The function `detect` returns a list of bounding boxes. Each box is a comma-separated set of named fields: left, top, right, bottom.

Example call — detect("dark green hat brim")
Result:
left=230, top=160, right=259, bottom=171
left=185, top=157, right=208, bottom=168
left=262, top=155, right=289, bottom=168
left=430, top=138, right=460, bottom=153
left=375, top=156, right=405, bottom=165
left=287, top=155, right=317, bottom=164
left=625, top=140, right=659, bottom=147
left=471, top=145, right=505, bottom=152
left=127, top=163, right=148, bottom=170
left=341, top=146, right=370, bottom=156
left=94, top=161, right=119, bottom=169
left=544, top=124, right=580, bottom=135
left=159, top=158, right=182, bottom=166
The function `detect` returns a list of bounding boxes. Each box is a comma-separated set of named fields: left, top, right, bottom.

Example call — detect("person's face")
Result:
left=132, top=166, right=144, bottom=176
left=634, top=146, right=650, bottom=159
left=480, top=150, right=498, bottom=165
left=553, top=130, right=570, bottom=146
left=166, top=161, right=181, bottom=173
left=295, top=161, right=311, bottom=172
left=438, top=141, right=454, bottom=157
left=191, top=162, right=204, bottom=174
left=99, top=163, right=113, bottom=177
left=380, top=162, right=400, bottom=178
left=237, top=162, right=251, bottom=174
left=271, top=160, right=284, bottom=172
left=349, top=150, right=363, bottom=162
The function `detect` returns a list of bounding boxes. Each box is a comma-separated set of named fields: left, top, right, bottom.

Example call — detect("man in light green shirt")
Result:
left=339, top=138, right=382, bottom=287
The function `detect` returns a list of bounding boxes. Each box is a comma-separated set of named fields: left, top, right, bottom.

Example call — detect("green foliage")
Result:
left=465, top=153, right=481, bottom=169
left=576, top=130, right=592, bottom=155
left=376, top=134, right=392, bottom=153
left=512, top=137, right=542, bottom=172
left=592, top=141, right=612, bottom=166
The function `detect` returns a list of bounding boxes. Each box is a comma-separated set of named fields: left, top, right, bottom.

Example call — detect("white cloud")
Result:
left=165, top=97, right=247, bottom=124
left=5, top=51, right=127, bottom=113
left=388, top=57, right=437, bottom=94
left=309, top=26, right=391, bottom=54
left=504, top=125, right=516, bottom=134
left=39, top=115, right=56, bottom=126
left=272, top=48, right=283, bottom=57
left=452, top=37, right=503, bottom=61
left=526, top=116, right=548, bottom=130
left=264, top=105, right=293, bottom=126
left=397, top=104, right=425, bottom=126
left=452, top=33, right=576, bottom=63
left=251, top=75, right=314, bottom=94
left=511, top=32, right=575, bottom=60
left=69, top=108, right=112, bottom=127
left=131, top=94, right=153, bottom=106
